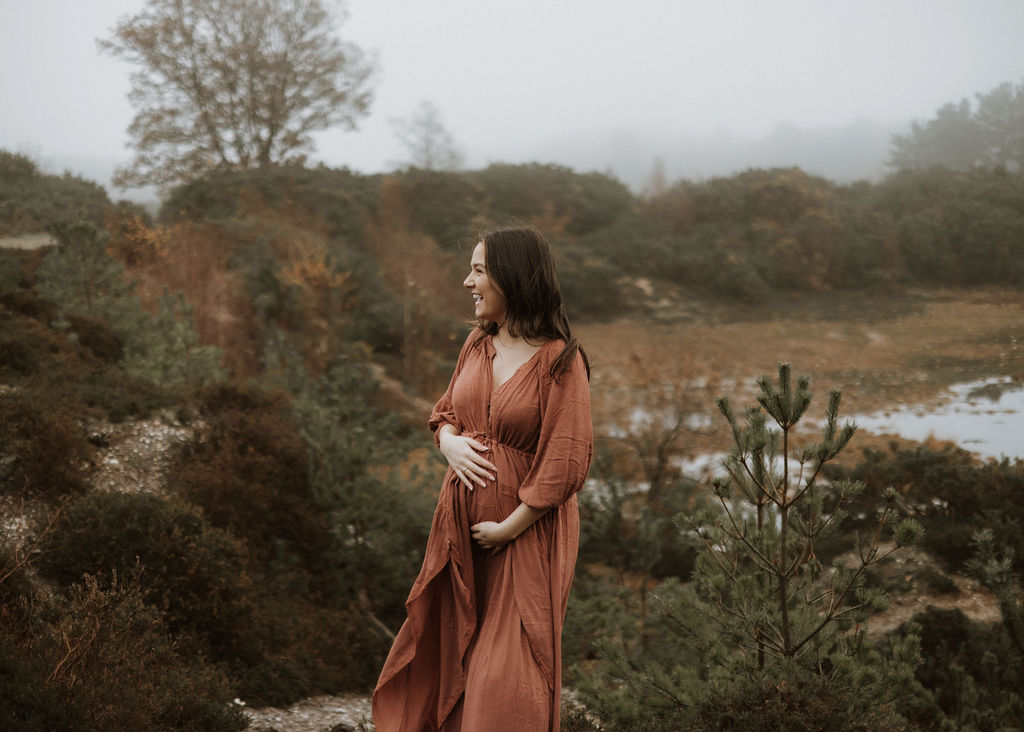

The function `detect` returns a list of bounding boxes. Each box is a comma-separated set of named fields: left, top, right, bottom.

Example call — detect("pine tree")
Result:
left=36, top=221, right=136, bottom=319
left=581, top=365, right=926, bottom=730
left=263, top=332, right=437, bottom=638
left=123, top=291, right=226, bottom=386
left=36, top=222, right=225, bottom=387
left=968, top=529, right=1024, bottom=655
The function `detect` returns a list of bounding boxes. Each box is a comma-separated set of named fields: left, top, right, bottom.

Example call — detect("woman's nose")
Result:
left=463, top=274, right=473, bottom=288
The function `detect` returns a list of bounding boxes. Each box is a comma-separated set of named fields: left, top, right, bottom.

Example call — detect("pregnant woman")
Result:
left=372, top=227, right=593, bottom=731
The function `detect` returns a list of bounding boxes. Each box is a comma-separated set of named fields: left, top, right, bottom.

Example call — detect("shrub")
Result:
left=691, top=665, right=909, bottom=731
left=170, top=382, right=328, bottom=571
left=66, top=313, right=124, bottom=363
left=826, top=445, right=1024, bottom=573
left=0, top=573, right=246, bottom=732
left=0, top=395, right=92, bottom=501
left=893, top=607, right=1024, bottom=728
left=35, top=491, right=254, bottom=660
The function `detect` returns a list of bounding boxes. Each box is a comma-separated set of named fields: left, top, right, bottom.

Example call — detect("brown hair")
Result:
left=474, top=227, right=589, bottom=380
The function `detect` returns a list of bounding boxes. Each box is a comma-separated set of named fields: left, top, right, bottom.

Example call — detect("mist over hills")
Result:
left=525, top=117, right=898, bottom=191
left=36, top=117, right=900, bottom=207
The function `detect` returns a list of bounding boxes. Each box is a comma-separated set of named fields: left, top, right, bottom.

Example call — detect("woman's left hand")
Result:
left=471, top=521, right=515, bottom=553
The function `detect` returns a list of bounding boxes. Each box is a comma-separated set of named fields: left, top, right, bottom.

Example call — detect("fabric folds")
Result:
left=373, top=332, right=592, bottom=731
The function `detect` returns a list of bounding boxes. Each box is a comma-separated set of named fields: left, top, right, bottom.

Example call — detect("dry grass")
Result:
left=581, top=287, right=1024, bottom=460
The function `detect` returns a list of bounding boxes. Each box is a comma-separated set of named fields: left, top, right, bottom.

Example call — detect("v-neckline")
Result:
left=489, top=336, right=546, bottom=397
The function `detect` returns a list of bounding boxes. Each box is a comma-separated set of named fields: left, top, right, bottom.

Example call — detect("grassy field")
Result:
left=580, top=287, right=1024, bottom=461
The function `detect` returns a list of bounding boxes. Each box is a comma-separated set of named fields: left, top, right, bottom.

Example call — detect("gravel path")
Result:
left=243, top=694, right=373, bottom=732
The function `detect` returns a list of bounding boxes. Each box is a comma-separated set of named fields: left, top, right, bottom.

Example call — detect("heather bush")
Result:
left=0, top=394, right=92, bottom=501
left=825, top=444, right=1024, bottom=573
left=0, top=150, right=110, bottom=233
left=65, top=312, right=125, bottom=363
left=169, top=381, right=328, bottom=572
left=170, top=375, right=420, bottom=702
left=0, top=296, right=173, bottom=423
left=0, top=573, right=245, bottom=731
left=35, top=491, right=254, bottom=659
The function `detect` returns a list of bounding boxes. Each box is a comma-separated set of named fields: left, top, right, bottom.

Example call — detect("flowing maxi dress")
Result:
left=372, top=332, right=593, bottom=732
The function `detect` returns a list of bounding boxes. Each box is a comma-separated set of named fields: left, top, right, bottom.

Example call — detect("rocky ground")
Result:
left=242, top=694, right=374, bottom=732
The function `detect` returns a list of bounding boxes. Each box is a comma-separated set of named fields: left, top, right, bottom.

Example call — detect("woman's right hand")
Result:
left=439, top=430, right=496, bottom=490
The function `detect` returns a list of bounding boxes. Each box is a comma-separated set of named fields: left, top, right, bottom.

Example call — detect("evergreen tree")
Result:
left=123, top=291, right=226, bottom=386
left=581, top=365, right=926, bottom=730
left=36, top=221, right=135, bottom=319
left=36, top=221, right=225, bottom=387
left=968, top=529, right=1024, bottom=655
left=263, top=332, right=437, bottom=638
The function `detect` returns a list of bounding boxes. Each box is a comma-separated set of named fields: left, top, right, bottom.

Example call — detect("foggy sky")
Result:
left=2, top=0, right=1023, bottom=200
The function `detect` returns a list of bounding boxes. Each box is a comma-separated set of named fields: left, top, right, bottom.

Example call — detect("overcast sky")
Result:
left=2, top=0, right=1023, bottom=197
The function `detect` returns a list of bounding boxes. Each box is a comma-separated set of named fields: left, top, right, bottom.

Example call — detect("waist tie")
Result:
left=461, top=430, right=535, bottom=459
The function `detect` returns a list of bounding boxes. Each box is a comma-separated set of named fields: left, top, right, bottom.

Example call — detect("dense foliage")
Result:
left=572, top=368, right=927, bottom=730
left=890, top=79, right=1024, bottom=173
left=3, top=144, right=1024, bottom=727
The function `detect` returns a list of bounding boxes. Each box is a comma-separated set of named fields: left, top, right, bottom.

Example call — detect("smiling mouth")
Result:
left=472, top=294, right=483, bottom=303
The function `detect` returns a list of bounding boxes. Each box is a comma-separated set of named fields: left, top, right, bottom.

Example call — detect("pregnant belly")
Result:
left=460, top=442, right=531, bottom=526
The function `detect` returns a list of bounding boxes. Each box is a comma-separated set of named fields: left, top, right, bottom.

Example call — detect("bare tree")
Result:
left=100, top=0, right=377, bottom=189
left=390, top=101, right=465, bottom=171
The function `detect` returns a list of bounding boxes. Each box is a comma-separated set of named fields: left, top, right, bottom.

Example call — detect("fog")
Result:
left=2, top=0, right=1023, bottom=200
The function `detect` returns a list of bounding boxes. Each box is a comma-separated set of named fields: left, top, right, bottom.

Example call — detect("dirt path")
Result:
left=243, top=694, right=373, bottom=732
left=0, top=233, right=53, bottom=249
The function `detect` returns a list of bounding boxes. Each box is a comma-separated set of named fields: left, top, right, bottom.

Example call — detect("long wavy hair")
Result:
left=473, top=227, right=589, bottom=380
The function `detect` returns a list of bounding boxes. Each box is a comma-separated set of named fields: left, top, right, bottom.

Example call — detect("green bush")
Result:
left=893, top=607, right=1024, bottom=728
left=66, top=313, right=125, bottom=363
left=0, top=149, right=110, bottom=233
left=35, top=491, right=254, bottom=659
left=0, top=637, right=96, bottom=732
left=690, top=665, right=909, bottom=731
left=170, top=382, right=328, bottom=571
left=826, top=445, right=1024, bottom=573
left=171, top=379, right=407, bottom=703
left=0, top=289, right=175, bottom=421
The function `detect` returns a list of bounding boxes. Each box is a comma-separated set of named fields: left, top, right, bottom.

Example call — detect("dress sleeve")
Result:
left=517, top=350, right=593, bottom=509
left=427, top=330, right=478, bottom=447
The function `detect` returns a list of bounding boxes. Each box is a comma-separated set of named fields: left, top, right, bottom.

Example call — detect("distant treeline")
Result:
left=5, top=148, right=1024, bottom=390
left=7, top=150, right=1024, bottom=312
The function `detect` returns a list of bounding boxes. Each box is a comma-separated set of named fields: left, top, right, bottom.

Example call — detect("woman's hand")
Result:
left=471, top=521, right=516, bottom=553
left=438, top=430, right=496, bottom=491
left=471, top=504, right=548, bottom=554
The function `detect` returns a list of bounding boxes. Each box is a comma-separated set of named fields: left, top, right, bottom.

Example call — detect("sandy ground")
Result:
left=0, top=233, right=53, bottom=249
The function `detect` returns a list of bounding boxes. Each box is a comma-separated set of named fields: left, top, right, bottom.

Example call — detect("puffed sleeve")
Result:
left=427, top=330, right=479, bottom=446
left=517, top=350, right=593, bottom=509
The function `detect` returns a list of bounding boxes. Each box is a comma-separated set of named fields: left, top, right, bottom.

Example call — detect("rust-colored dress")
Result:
left=372, top=332, right=593, bottom=732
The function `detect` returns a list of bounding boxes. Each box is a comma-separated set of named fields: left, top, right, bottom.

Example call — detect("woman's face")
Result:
left=464, top=242, right=506, bottom=323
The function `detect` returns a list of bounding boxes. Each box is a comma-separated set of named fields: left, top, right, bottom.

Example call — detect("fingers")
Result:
left=459, top=453, right=494, bottom=484
left=467, top=453, right=497, bottom=474
left=463, top=464, right=489, bottom=488
left=453, top=467, right=475, bottom=491
left=463, top=439, right=497, bottom=472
